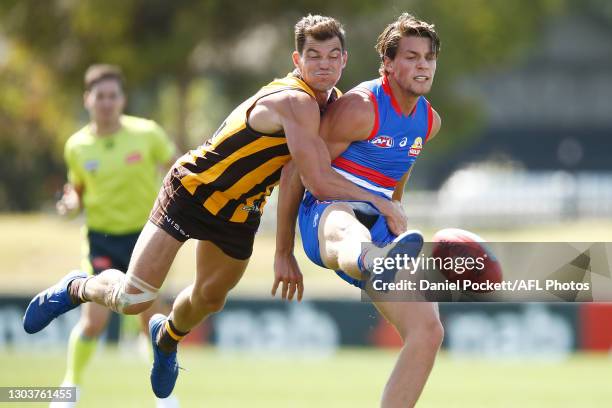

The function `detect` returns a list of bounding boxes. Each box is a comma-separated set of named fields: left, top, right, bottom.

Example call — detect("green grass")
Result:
left=2, top=213, right=612, bottom=296
left=0, top=348, right=611, bottom=407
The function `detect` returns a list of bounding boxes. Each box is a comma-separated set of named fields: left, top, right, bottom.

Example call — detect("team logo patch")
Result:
left=409, top=137, right=423, bottom=157
left=242, top=204, right=261, bottom=214
left=242, top=198, right=264, bottom=214
left=125, top=151, right=142, bottom=164
left=370, top=135, right=394, bottom=148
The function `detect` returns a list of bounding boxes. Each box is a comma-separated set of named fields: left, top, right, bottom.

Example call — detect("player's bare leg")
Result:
left=22, top=222, right=183, bottom=335
left=148, top=240, right=249, bottom=398
left=318, top=203, right=372, bottom=279
left=317, top=203, right=423, bottom=285
left=76, top=221, right=184, bottom=315
left=163, top=240, right=249, bottom=338
left=315, top=203, right=437, bottom=407
left=374, top=301, right=443, bottom=408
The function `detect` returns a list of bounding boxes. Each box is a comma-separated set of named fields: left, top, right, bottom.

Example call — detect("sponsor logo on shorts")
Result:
left=409, top=137, right=423, bottom=157
left=242, top=198, right=264, bottom=214
left=370, top=135, right=394, bottom=148
left=163, top=214, right=190, bottom=238
left=242, top=204, right=261, bottom=214
left=399, top=137, right=408, bottom=147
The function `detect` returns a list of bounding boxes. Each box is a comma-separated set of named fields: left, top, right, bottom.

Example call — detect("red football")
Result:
left=431, top=228, right=502, bottom=293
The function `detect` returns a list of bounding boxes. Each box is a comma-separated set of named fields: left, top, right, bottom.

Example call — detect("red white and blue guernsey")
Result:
left=331, top=75, right=434, bottom=199
left=298, top=75, right=435, bottom=269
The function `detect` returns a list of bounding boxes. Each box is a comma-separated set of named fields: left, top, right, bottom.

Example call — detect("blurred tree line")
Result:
left=0, top=0, right=576, bottom=210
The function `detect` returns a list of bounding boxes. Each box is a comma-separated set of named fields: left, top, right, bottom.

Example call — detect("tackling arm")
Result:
left=273, top=92, right=374, bottom=256
left=278, top=91, right=408, bottom=235
left=280, top=93, right=381, bottom=201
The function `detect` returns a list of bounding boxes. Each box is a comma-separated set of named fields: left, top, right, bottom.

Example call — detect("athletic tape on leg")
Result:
left=109, top=273, right=159, bottom=313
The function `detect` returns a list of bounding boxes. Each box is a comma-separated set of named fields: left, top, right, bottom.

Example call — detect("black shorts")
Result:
left=149, top=168, right=260, bottom=260
left=87, top=229, right=140, bottom=275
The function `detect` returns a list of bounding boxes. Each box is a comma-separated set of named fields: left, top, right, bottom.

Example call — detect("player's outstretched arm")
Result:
left=272, top=160, right=305, bottom=302
left=277, top=91, right=408, bottom=235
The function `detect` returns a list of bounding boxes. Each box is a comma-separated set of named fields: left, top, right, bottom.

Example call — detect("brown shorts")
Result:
left=149, top=168, right=260, bottom=260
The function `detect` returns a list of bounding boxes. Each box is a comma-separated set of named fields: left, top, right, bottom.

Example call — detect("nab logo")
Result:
left=370, top=135, right=394, bottom=148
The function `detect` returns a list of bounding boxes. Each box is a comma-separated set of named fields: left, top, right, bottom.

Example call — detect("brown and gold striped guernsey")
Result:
left=175, top=73, right=341, bottom=225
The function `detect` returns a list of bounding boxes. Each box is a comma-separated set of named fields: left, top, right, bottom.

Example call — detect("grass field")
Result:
left=1, top=348, right=611, bottom=407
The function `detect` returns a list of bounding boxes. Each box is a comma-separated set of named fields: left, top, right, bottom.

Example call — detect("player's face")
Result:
left=385, top=36, right=437, bottom=96
left=84, top=79, right=125, bottom=125
left=292, top=36, right=347, bottom=93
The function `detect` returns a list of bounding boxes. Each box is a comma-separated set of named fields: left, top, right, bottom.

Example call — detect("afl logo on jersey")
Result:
left=370, top=135, right=394, bottom=148
left=409, top=137, right=423, bottom=157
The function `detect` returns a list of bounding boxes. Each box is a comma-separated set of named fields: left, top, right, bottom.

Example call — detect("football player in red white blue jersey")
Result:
left=273, top=13, right=442, bottom=407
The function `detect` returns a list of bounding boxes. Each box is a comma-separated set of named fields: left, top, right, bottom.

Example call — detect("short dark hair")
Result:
left=294, top=14, right=346, bottom=54
left=376, top=13, right=441, bottom=76
left=84, top=64, right=125, bottom=91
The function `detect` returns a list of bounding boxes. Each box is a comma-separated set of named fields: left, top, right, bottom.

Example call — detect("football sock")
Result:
left=157, top=319, right=189, bottom=354
left=358, top=245, right=387, bottom=276
left=68, top=277, right=90, bottom=304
